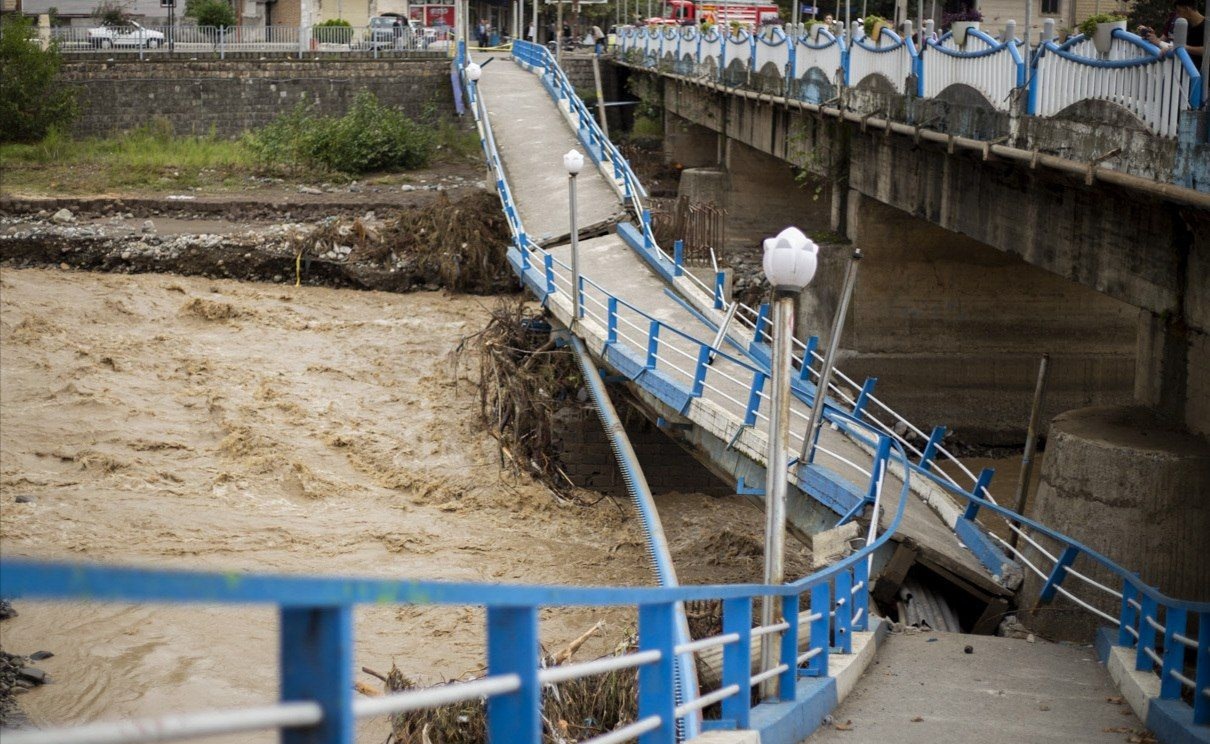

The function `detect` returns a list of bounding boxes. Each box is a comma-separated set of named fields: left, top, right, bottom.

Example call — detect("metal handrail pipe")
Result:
left=750, top=664, right=790, bottom=687
left=674, top=632, right=742, bottom=656
left=1, top=702, right=324, bottom=744
left=537, top=651, right=661, bottom=685
left=579, top=716, right=662, bottom=744
left=675, top=685, right=741, bottom=717
left=751, top=621, right=790, bottom=638
left=798, top=646, right=823, bottom=664
left=354, top=674, right=521, bottom=717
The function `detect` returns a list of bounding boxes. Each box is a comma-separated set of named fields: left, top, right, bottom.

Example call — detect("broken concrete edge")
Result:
left=693, top=617, right=888, bottom=744
left=1095, top=626, right=1209, bottom=744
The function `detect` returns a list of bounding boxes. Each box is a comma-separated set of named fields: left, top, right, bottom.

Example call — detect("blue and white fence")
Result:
left=1031, top=28, right=1203, bottom=138
left=617, top=23, right=1204, bottom=137
left=922, top=29, right=1025, bottom=109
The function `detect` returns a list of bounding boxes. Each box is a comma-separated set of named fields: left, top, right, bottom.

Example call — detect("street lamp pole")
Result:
left=798, top=248, right=862, bottom=466
left=759, top=227, right=819, bottom=701
left=564, top=149, right=584, bottom=323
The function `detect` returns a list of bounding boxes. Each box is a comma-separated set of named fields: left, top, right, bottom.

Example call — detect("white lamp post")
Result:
left=564, top=149, right=585, bottom=323
left=759, top=226, right=818, bottom=700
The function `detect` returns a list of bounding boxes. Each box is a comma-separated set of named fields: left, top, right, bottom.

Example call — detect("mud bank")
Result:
left=0, top=267, right=793, bottom=742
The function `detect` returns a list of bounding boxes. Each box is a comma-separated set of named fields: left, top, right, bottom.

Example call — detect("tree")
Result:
left=92, top=0, right=132, bottom=26
left=187, top=0, right=237, bottom=28
left=1127, top=0, right=1172, bottom=35
left=0, top=15, right=77, bottom=143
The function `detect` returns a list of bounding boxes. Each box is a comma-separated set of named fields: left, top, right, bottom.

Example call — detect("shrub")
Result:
left=1078, top=12, right=1126, bottom=38
left=246, top=91, right=433, bottom=174
left=862, top=14, right=887, bottom=39
left=313, top=18, right=353, bottom=44
left=0, top=15, right=77, bottom=144
left=92, top=0, right=131, bottom=26
left=187, top=0, right=236, bottom=29
left=940, top=6, right=983, bottom=30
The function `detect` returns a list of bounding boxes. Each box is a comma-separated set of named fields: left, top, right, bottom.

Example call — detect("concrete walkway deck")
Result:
left=804, top=632, right=1145, bottom=744
left=480, top=51, right=1006, bottom=598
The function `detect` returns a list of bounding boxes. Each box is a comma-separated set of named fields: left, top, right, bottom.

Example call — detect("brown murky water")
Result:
left=0, top=268, right=796, bottom=741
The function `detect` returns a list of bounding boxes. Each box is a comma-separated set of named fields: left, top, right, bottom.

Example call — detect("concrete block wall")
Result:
left=58, top=57, right=455, bottom=138
left=553, top=401, right=731, bottom=496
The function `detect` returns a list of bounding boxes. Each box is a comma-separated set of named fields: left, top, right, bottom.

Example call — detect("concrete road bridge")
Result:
left=2, top=37, right=1208, bottom=744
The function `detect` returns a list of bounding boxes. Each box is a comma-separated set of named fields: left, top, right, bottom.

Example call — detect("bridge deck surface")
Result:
left=483, top=53, right=1005, bottom=596
left=477, top=60, right=625, bottom=245
left=805, top=631, right=1143, bottom=744
left=548, top=235, right=1003, bottom=595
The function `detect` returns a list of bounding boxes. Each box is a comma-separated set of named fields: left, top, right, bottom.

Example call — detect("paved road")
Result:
left=805, top=631, right=1145, bottom=744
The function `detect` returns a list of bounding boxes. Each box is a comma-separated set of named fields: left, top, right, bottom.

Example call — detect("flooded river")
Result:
left=0, top=268, right=791, bottom=741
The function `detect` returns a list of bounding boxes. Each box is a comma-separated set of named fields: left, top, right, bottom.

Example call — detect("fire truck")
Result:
left=650, top=0, right=781, bottom=27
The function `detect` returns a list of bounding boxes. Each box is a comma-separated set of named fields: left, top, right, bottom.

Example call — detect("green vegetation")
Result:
left=91, top=0, right=130, bottom=26
left=245, top=91, right=434, bottom=174
left=186, top=0, right=236, bottom=28
left=0, top=15, right=78, bottom=144
left=1078, top=13, right=1127, bottom=38
left=1, top=95, right=478, bottom=194
left=863, top=14, right=887, bottom=40
left=313, top=18, right=354, bottom=44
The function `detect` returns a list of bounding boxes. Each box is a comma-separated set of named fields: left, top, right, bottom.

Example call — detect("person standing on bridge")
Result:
left=476, top=18, right=490, bottom=48
left=592, top=23, right=605, bottom=54
left=1141, top=0, right=1204, bottom=68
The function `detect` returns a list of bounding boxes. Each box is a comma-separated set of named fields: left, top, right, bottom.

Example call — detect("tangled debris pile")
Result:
left=380, top=624, right=639, bottom=744
left=455, top=300, right=586, bottom=495
left=1, top=191, right=516, bottom=294
left=291, top=192, right=515, bottom=294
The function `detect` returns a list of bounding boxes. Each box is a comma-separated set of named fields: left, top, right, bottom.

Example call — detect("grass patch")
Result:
left=0, top=99, right=481, bottom=196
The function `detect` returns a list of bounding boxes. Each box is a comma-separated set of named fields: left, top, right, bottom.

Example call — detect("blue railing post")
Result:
left=744, top=371, right=767, bottom=425
left=607, top=297, right=619, bottom=344
left=798, top=336, right=819, bottom=382
left=804, top=583, right=830, bottom=676
left=713, top=271, right=726, bottom=309
left=577, top=276, right=585, bottom=318
left=1159, top=607, right=1187, bottom=700
left=721, top=596, right=753, bottom=728
left=642, top=210, right=653, bottom=248
left=673, top=239, right=684, bottom=276
left=779, top=593, right=800, bottom=702
left=961, top=468, right=996, bottom=521
left=752, top=303, right=770, bottom=347
left=1136, top=594, right=1160, bottom=672
left=1037, top=546, right=1079, bottom=604
left=486, top=606, right=541, bottom=743
left=852, top=377, right=877, bottom=418
left=835, top=571, right=853, bottom=653
left=919, top=426, right=947, bottom=471
left=519, top=231, right=529, bottom=271
left=544, top=254, right=555, bottom=296
left=638, top=602, right=679, bottom=744
left=852, top=559, right=870, bottom=632
left=1194, top=612, right=1209, bottom=725
left=646, top=320, right=661, bottom=369
left=692, top=345, right=710, bottom=397
left=1119, top=581, right=1140, bottom=647
left=280, top=606, right=354, bottom=744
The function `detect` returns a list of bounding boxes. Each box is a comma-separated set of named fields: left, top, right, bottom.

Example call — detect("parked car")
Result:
left=87, top=21, right=166, bottom=48
left=367, top=14, right=414, bottom=49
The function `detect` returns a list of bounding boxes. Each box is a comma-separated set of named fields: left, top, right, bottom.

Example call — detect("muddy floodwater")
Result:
left=0, top=267, right=796, bottom=742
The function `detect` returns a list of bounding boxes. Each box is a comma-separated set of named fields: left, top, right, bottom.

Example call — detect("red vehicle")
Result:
left=650, top=0, right=780, bottom=27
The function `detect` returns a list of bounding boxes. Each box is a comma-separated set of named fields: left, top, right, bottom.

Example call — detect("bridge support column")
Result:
left=802, top=189, right=1140, bottom=444
left=1020, top=405, right=1210, bottom=642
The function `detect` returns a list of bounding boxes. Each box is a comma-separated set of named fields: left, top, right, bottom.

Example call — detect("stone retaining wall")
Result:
left=59, top=57, right=455, bottom=138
